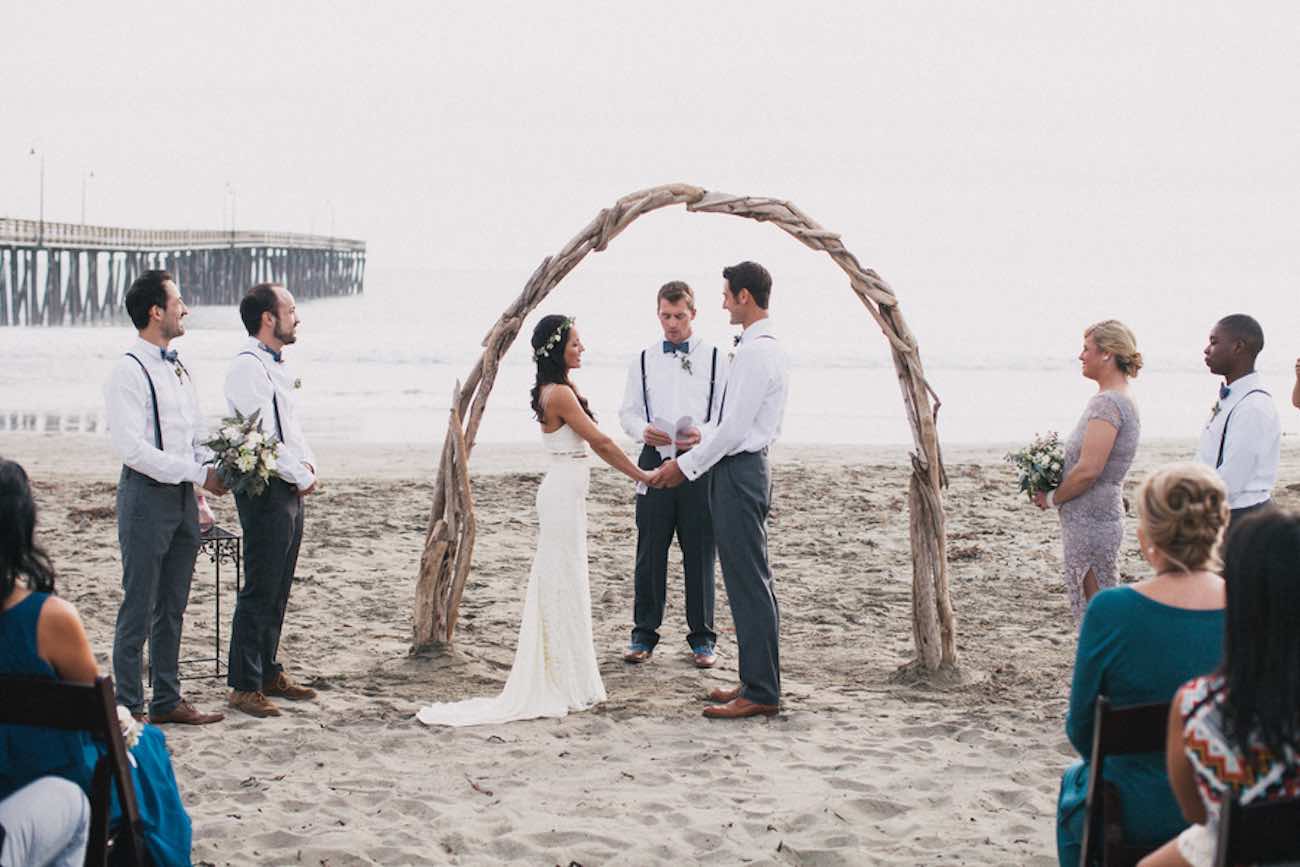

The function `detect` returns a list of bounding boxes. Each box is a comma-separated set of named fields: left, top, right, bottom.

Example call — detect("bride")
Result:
left=417, top=314, right=653, bottom=726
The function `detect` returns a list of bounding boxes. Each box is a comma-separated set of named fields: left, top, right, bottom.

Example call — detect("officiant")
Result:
left=617, top=281, right=727, bottom=667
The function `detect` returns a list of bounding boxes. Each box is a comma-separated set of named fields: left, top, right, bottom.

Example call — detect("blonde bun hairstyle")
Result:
left=1137, top=462, right=1229, bottom=573
left=1086, top=319, right=1143, bottom=378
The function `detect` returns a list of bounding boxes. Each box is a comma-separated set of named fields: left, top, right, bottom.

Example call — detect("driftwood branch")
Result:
left=411, top=183, right=956, bottom=674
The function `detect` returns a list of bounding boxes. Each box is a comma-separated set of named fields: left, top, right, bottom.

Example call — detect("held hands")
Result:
left=643, top=425, right=673, bottom=448
left=647, top=458, right=687, bottom=489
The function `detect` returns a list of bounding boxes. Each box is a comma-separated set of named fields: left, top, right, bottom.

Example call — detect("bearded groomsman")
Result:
left=617, top=281, right=727, bottom=667
left=104, top=269, right=226, bottom=724
left=650, top=261, right=790, bottom=719
left=224, top=283, right=319, bottom=718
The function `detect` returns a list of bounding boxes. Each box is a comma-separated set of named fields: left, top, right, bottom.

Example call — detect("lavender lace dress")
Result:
left=1059, top=391, right=1140, bottom=622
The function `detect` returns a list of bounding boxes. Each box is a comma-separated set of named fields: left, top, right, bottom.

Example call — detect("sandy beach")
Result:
left=5, top=433, right=1298, bottom=866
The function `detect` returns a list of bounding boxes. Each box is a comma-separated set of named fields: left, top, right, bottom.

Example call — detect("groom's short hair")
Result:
left=723, top=261, right=772, bottom=309
left=1216, top=314, right=1264, bottom=357
left=240, top=283, right=283, bottom=335
left=657, top=280, right=695, bottom=312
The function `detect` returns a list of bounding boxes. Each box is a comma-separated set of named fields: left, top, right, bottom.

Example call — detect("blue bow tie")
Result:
left=258, top=343, right=283, bottom=363
left=1219, top=384, right=1231, bottom=400
left=663, top=340, right=689, bottom=354
left=160, top=348, right=179, bottom=363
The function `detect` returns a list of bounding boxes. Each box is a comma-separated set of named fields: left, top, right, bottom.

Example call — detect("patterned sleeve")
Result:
left=1086, top=393, right=1124, bottom=431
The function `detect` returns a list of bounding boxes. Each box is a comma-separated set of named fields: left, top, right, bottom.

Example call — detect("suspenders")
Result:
left=238, top=351, right=285, bottom=442
left=124, top=353, right=163, bottom=449
left=1216, top=388, right=1270, bottom=469
left=717, top=334, right=775, bottom=423
left=641, top=346, right=719, bottom=424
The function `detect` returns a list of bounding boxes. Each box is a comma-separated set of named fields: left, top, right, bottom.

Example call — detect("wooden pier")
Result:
left=0, top=217, right=366, bottom=326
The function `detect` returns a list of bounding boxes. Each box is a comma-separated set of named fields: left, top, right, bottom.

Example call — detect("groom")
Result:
left=649, top=261, right=790, bottom=719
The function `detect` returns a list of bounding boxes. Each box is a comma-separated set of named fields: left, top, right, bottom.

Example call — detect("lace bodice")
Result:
left=542, top=424, right=588, bottom=461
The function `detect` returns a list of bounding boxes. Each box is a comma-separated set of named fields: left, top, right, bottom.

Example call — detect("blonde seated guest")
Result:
left=1056, top=463, right=1228, bottom=866
left=1034, top=319, right=1142, bottom=623
left=1139, top=509, right=1300, bottom=867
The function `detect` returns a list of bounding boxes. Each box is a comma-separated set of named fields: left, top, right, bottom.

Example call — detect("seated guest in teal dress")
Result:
left=0, top=459, right=193, bottom=866
left=1057, top=462, right=1229, bottom=866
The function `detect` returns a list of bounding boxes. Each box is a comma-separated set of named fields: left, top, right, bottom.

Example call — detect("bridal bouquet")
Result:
left=1005, top=432, right=1065, bottom=496
left=202, top=409, right=281, bottom=496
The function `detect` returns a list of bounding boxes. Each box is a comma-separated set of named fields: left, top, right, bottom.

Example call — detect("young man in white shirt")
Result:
left=1196, top=314, right=1281, bottom=524
left=617, top=281, right=726, bottom=668
left=223, top=283, right=319, bottom=718
left=650, top=261, right=790, bottom=719
left=103, top=270, right=227, bottom=725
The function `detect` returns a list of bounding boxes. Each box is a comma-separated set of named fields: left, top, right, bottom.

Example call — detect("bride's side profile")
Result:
left=416, top=314, right=653, bottom=727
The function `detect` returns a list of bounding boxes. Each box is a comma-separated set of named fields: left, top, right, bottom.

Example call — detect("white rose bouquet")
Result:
left=1005, top=431, right=1065, bottom=497
left=202, top=409, right=281, bottom=497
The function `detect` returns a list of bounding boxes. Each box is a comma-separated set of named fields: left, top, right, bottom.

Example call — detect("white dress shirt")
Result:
left=103, top=337, right=209, bottom=486
left=677, top=318, right=789, bottom=481
left=225, top=338, right=317, bottom=489
left=1196, top=371, right=1280, bottom=509
left=618, top=335, right=727, bottom=443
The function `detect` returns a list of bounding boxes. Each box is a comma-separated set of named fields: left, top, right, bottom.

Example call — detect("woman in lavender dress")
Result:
left=1034, top=320, right=1143, bottom=622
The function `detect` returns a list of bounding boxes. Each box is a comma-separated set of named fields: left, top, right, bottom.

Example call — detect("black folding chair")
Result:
left=1214, top=792, right=1300, bottom=866
left=1078, top=696, right=1171, bottom=866
left=0, top=674, right=148, bottom=866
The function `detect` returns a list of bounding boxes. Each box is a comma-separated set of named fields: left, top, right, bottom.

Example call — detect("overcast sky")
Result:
left=3, top=1, right=1297, bottom=361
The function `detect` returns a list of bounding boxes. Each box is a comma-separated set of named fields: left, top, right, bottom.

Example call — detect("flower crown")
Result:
left=533, top=317, right=575, bottom=360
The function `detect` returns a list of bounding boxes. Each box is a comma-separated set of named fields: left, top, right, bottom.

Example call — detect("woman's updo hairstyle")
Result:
left=528, top=314, right=594, bottom=422
left=1086, top=319, right=1143, bottom=378
left=1136, top=462, right=1229, bottom=573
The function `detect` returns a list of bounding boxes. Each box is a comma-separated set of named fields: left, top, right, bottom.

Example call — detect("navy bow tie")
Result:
left=258, top=343, right=283, bottom=363
left=1219, top=384, right=1231, bottom=400
left=160, top=348, right=179, bottom=363
left=663, top=340, right=689, bottom=354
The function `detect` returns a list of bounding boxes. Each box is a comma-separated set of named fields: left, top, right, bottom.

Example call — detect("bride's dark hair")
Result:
left=529, top=314, right=595, bottom=422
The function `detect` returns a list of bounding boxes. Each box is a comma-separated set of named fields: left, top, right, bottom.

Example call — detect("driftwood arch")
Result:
left=413, top=183, right=958, bottom=674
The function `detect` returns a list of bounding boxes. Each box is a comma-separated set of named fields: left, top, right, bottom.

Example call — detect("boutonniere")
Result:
left=1208, top=400, right=1222, bottom=422
left=172, top=361, right=187, bottom=383
left=293, top=377, right=302, bottom=390
left=729, top=333, right=741, bottom=362
left=674, top=352, right=693, bottom=375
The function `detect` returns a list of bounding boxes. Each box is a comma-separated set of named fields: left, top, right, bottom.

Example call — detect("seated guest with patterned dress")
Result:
left=1057, top=463, right=1229, bottom=865
left=0, top=459, right=193, bottom=866
left=1138, top=509, right=1300, bottom=867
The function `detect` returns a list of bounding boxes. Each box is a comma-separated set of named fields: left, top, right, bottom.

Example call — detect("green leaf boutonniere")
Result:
left=675, top=352, right=692, bottom=375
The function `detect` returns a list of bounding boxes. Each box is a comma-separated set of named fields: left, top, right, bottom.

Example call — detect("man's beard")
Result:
left=273, top=317, right=296, bottom=345
left=162, top=319, right=184, bottom=340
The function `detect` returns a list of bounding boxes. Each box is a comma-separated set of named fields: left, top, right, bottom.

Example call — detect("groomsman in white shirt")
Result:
left=103, top=269, right=226, bottom=725
left=650, top=261, right=790, bottom=719
left=617, top=281, right=727, bottom=667
left=224, top=283, right=319, bottom=718
left=1197, top=314, right=1281, bottom=525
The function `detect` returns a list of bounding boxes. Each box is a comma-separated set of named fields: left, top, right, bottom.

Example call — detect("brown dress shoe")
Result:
left=706, top=684, right=742, bottom=703
left=702, top=697, right=780, bottom=719
left=623, top=648, right=653, bottom=664
left=692, top=649, right=718, bottom=669
left=228, top=690, right=282, bottom=718
left=149, top=700, right=225, bottom=725
left=263, top=672, right=317, bottom=701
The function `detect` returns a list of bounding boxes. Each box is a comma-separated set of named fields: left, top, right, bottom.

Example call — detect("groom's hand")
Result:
left=643, top=425, right=672, bottom=447
left=650, top=459, right=686, bottom=489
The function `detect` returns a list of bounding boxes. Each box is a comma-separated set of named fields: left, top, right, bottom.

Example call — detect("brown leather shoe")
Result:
left=702, top=697, right=780, bottom=719
left=149, top=700, right=224, bottom=725
left=692, top=649, right=717, bottom=669
left=228, top=690, right=282, bottom=718
left=263, top=672, right=317, bottom=701
left=706, top=684, right=742, bottom=703
left=623, top=648, right=653, bottom=664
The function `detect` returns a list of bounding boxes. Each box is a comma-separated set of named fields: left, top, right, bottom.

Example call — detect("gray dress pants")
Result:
left=709, top=450, right=780, bottom=705
left=113, top=467, right=201, bottom=716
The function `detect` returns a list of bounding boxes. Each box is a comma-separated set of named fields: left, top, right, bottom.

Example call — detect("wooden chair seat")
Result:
left=0, top=674, right=148, bottom=866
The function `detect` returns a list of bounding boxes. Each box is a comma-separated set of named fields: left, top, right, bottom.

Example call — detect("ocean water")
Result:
left=2, top=267, right=1297, bottom=453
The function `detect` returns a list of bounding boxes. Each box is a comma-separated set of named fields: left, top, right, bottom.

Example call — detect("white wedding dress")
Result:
left=416, top=421, right=607, bottom=726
